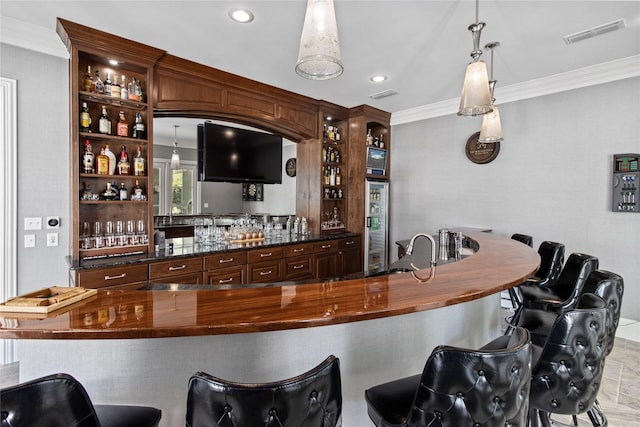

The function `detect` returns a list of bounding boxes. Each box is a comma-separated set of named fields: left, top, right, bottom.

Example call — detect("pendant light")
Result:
left=479, top=42, right=504, bottom=143
left=458, top=0, right=493, bottom=116
left=295, top=0, right=343, bottom=80
left=170, top=125, right=181, bottom=169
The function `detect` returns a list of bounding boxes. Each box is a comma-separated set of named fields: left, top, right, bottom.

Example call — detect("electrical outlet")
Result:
left=24, top=217, right=42, bottom=230
left=47, top=233, right=59, bottom=247
left=24, top=234, right=36, bottom=248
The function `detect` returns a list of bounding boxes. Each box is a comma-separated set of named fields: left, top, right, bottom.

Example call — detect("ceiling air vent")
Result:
left=563, top=19, right=626, bottom=45
left=369, top=89, right=398, bottom=100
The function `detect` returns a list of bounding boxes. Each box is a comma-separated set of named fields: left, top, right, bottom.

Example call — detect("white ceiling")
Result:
left=2, top=0, right=639, bottom=148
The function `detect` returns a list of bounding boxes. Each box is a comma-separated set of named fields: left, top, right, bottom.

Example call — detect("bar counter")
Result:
left=1, top=231, right=539, bottom=340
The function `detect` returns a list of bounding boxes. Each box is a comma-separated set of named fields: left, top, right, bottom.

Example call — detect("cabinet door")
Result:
left=313, top=240, right=339, bottom=278
left=285, top=255, right=313, bottom=280
left=204, top=266, right=246, bottom=286
left=338, top=236, right=362, bottom=275
left=248, top=260, right=284, bottom=283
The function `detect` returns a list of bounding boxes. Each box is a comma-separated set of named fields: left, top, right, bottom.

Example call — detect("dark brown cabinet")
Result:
left=74, top=264, right=149, bottom=289
left=338, top=236, right=362, bottom=276
left=149, top=257, right=203, bottom=284
left=313, top=240, right=339, bottom=279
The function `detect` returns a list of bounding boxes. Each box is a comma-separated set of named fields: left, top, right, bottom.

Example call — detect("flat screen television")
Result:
left=198, top=122, right=283, bottom=184
left=366, top=146, right=388, bottom=176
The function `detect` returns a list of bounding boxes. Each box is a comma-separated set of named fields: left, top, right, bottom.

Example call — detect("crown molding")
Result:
left=391, top=55, right=640, bottom=126
left=1, top=16, right=69, bottom=59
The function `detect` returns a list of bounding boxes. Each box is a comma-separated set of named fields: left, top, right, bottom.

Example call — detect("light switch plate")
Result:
left=24, top=217, right=42, bottom=230
left=24, top=234, right=36, bottom=248
left=47, top=233, right=59, bottom=247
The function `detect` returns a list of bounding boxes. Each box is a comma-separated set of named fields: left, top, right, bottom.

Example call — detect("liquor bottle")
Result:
left=104, top=72, right=112, bottom=96
left=82, top=139, right=95, bottom=174
left=98, top=106, right=111, bottom=134
left=329, top=147, right=335, bottom=162
left=128, top=78, right=142, bottom=102
left=100, top=182, right=118, bottom=200
left=96, top=147, right=110, bottom=175
left=335, top=127, right=340, bottom=141
left=329, top=167, right=336, bottom=186
left=335, top=167, right=341, bottom=186
left=120, top=75, right=128, bottom=100
left=117, top=145, right=130, bottom=175
left=92, top=70, right=104, bottom=94
left=322, top=145, right=327, bottom=163
left=133, top=145, right=145, bottom=176
left=119, top=182, right=128, bottom=201
left=366, top=129, right=373, bottom=145
left=335, top=148, right=340, bottom=163
left=131, top=179, right=145, bottom=201
left=111, top=75, right=121, bottom=99
left=81, top=181, right=95, bottom=200
left=104, top=145, right=117, bottom=175
left=132, top=112, right=145, bottom=139
left=81, top=65, right=93, bottom=92
left=80, top=102, right=91, bottom=133
left=116, top=111, right=128, bottom=137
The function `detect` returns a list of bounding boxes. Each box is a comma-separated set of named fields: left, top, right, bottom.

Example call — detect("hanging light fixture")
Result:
left=295, top=0, right=343, bottom=80
left=170, top=125, right=181, bottom=169
left=479, top=41, right=504, bottom=143
left=458, top=0, right=493, bottom=116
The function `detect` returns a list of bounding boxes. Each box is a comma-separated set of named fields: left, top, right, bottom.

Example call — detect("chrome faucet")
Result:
left=405, top=233, right=437, bottom=283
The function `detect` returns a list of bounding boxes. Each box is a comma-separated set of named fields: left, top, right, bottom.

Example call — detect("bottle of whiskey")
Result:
left=96, top=147, right=110, bottom=175
left=104, top=72, right=112, bottom=96
left=335, top=167, right=341, bottom=186
left=80, top=102, right=91, bottom=133
left=119, top=182, right=128, bottom=201
left=98, top=106, right=111, bottom=135
left=104, top=145, right=117, bottom=175
left=133, top=146, right=145, bottom=176
left=116, top=111, right=128, bottom=137
left=131, top=179, right=145, bottom=201
left=82, top=65, right=93, bottom=92
left=111, top=75, right=121, bottom=99
left=133, top=112, right=145, bottom=139
left=92, top=70, right=104, bottom=94
left=120, top=75, right=128, bottom=100
left=117, top=145, right=130, bottom=175
left=82, top=139, right=95, bottom=174
left=100, top=182, right=118, bottom=200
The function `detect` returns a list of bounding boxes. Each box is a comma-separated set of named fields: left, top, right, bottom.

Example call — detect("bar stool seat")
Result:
left=365, top=327, right=532, bottom=427
left=0, top=372, right=162, bottom=427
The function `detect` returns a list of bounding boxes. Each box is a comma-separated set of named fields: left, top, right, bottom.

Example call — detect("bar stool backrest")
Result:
left=1, top=373, right=101, bottom=427
left=526, top=241, right=565, bottom=288
left=186, top=355, right=342, bottom=427
left=581, top=270, right=624, bottom=356
left=406, top=327, right=532, bottom=427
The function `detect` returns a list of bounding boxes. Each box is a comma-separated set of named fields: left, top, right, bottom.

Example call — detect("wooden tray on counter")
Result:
left=0, top=287, right=97, bottom=314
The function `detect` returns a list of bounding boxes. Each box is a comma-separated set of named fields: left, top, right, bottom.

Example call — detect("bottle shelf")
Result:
left=79, top=200, right=148, bottom=205
left=79, top=91, right=147, bottom=110
left=80, top=173, right=148, bottom=179
left=79, top=132, right=148, bottom=145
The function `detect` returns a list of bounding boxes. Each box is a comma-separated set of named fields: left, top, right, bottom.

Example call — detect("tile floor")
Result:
left=2, top=317, right=640, bottom=426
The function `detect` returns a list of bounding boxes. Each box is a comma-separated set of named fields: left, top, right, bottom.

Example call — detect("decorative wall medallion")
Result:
left=465, top=131, right=500, bottom=164
left=285, top=158, right=297, bottom=177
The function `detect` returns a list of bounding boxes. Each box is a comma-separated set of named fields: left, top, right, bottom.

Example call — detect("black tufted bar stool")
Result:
left=364, top=327, right=532, bottom=427
left=580, top=270, right=624, bottom=426
left=519, top=252, right=598, bottom=313
left=186, top=355, right=342, bottom=427
left=511, top=233, right=534, bottom=247
left=517, top=293, right=609, bottom=427
left=506, top=241, right=566, bottom=332
left=0, top=372, right=162, bottom=427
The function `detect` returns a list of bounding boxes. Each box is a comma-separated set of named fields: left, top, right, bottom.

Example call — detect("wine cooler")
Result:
left=364, top=179, right=389, bottom=273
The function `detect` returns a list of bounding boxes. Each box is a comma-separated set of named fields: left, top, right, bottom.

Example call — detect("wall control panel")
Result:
left=612, top=153, right=639, bottom=213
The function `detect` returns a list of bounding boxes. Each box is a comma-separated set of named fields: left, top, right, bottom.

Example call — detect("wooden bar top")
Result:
left=0, top=232, right=539, bottom=340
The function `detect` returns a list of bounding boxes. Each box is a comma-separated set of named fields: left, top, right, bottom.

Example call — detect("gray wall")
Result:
left=389, top=77, right=640, bottom=320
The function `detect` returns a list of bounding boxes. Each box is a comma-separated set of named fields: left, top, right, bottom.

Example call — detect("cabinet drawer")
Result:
left=248, top=260, right=284, bottom=283
left=76, top=264, right=149, bottom=289
left=285, top=256, right=313, bottom=279
left=149, top=257, right=203, bottom=280
left=204, top=266, right=246, bottom=286
left=313, top=240, right=339, bottom=253
left=339, top=236, right=361, bottom=249
left=283, top=243, right=314, bottom=258
left=247, top=247, right=283, bottom=264
left=204, top=251, right=247, bottom=270
left=154, top=271, right=203, bottom=285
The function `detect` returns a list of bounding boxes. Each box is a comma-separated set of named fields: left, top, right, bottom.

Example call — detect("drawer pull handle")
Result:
left=345, top=241, right=355, bottom=245
left=259, top=270, right=272, bottom=276
left=104, top=273, right=126, bottom=281
left=219, top=278, right=233, bottom=284
left=169, top=265, right=187, bottom=271
left=321, top=244, right=332, bottom=249
left=293, top=264, right=305, bottom=269
left=260, top=252, right=273, bottom=258
left=293, top=248, right=304, bottom=253
left=219, top=258, right=234, bottom=263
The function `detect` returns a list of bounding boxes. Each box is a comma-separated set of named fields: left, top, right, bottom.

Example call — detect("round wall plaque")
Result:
left=285, top=158, right=297, bottom=177
left=465, top=131, right=500, bottom=164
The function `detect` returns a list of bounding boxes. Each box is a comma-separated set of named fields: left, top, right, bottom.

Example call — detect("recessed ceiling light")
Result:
left=108, top=59, right=119, bottom=66
left=229, top=8, right=254, bottom=23
left=370, top=75, right=388, bottom=83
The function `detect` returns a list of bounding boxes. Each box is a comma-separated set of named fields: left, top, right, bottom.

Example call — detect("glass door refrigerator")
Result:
left=364, top=180, right=389, bottom=274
